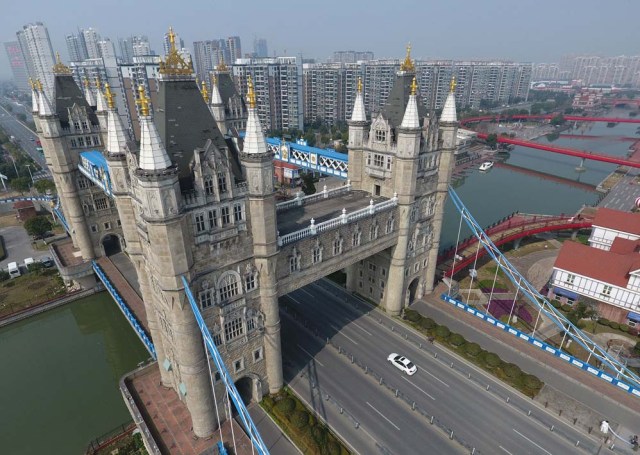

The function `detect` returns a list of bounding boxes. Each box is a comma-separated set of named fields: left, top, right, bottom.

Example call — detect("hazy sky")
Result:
left=1, top=0, right=639, bottom=79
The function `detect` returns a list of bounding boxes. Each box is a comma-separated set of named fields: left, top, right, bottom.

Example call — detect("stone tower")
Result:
left=346, top=45, right=458, bottom=314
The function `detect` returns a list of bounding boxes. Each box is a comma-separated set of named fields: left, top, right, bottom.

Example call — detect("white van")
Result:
left=24, top=257, right=34, bottom=271
left=8, top=262, right=21, bottom=278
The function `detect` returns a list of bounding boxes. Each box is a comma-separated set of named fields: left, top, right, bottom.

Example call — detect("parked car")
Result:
left=39, top=256, right=54, bottom=268
left=23, top=257, right=35, bottom=271
left=387, top=353, right=417, bottom=375
left=7, top=262, right=21, bottom=278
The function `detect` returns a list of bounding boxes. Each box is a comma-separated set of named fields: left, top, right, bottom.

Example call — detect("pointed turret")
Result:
left=104, top=83, right=128, bottom=156
left=30, top=79, right=39, bottom=115
left=137, top=85, right=172, bottom=171
left=36, top=79, right=54, bottom=116
left=350, top=77, right=367, bottom=123
left=210, top=74, right=223, bottom=106
left=95, top=78, right=107, bottom=113
left=440, top=77, right=458, bottom=123
left=242, top=76, right=268, bottom=155
left=83, top=78, right=96, bottom=107
left=400, top=77, right=420, bottom=129
left=208, top=74, right=226, bottom=131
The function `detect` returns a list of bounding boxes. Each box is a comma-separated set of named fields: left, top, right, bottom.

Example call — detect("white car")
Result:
left=387, top=353, right=417, bottom=376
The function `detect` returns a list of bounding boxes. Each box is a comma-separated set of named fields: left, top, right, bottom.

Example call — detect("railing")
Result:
left=278, top=194, right=398, bottom=246
left=92, top=261, right=156, bottom=359
left=276, top=181, right=351, bottom=212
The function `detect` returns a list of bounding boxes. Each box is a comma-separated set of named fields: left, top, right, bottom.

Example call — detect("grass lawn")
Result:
left=0, top=269, right=66, bottom=317
left=0, top=213, right=20, bottom=228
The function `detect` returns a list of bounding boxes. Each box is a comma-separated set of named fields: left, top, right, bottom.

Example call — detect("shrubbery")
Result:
left=448, top=333, right=466, bottom=347
left=609, top=322, right=620, bottom=330
left=435, top=325, right=450, bottom=340
left=598, top=318, right=610, bottom=326
left=464, top=342, right=482, bottom=357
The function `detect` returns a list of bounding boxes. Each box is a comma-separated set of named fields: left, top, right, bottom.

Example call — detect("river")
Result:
left=0, top=293, right=149, bottom=455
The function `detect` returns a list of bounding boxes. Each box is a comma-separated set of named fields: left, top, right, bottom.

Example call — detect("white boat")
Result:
left=479, top=161, right=494, bottom=171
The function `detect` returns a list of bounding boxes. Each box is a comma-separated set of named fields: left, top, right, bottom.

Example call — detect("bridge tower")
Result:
left=208, top=74, right=226, bottom=133
left=347, top=46, right=457, bottom=314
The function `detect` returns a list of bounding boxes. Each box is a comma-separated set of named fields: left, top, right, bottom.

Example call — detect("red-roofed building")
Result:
left=13, top=200, right=36, bottom=222
left=273, top=160, right=300, bottom=186
left=551, top=208, right=640, bottom=324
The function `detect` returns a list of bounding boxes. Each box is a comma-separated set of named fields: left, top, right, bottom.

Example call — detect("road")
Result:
left=281, top=280, right=609, bottom=455
left=0, top=100, right=48, bottom=171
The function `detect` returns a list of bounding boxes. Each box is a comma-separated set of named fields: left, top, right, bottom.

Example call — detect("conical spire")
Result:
left=242, top=76, right=267, bottom=155
left=83, top=78, right=96, bottom=107
left=350, top=77, right=367, bottom=122
left=137, top=85, right=172, bottom=171
left=210, top=74, right=223, bottom=106
left=400, top=77, right=420, bottom=129
left=36, top=79, right=54, bottom=116
left=95, top=78, right=107, bottom=112
left=30, top=78, right=39, bottom=115
left=105, top=83, right=128, bottom=156
left=440, top=76, right=457, bottom=123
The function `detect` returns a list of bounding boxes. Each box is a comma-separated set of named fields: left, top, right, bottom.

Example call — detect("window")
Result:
left=369, top=224, right=378, bottom=241
left=352, top=230, right=361, bottom=247
left=199, top=290, right=213, bottom=309
left=333, top=237, right=343, bottom=256
left=81, top=120, right=88, bottom=130
left=208, top=209, right=217, bottom=229
left=312, top=246, right=322, bottom=264
left=78, top=176, right=90, bottom=189
left=78, top=136, right=85, bottom=147
left=386, top=217, right=395, bottom=234
left=414, top=263, right=419, bottom=272
left=289, top=254, right=300, bottom=272
left=218, top=173, right=227, bottom=193
left=566, top=274, right=575, bottom=285
left=602, top=285, right=612, bottom=296
left=233, top=357, right=245, bottom=373
left=386, top=157, right=392, bottom=170
left=195, top=213, right=206, bottom=233
left=95, top=198, right=108, bottom=211
left=73, top=121, right=81, bottom=131
left=213, top=333, right=222, bottom=346
left=70, top=138, right=77, bottom=148
left=204, top=176, right=214, bottom=196
left=359, top=270, right=363, bottom=277
left=373, top=154, right=384, bottom=167
left=219, top=273, right=240, bottom=301
left=245, top=272, right=257, bottom=292
left=85, top=136, right=92, bottom=146
left=374, top=184, right=381, bottom=196
left=253, top=348, right=263, bottom=363
left=375, top=130, right=386, bottom=142
left=221, top=206, right=230, bottom=226
left=225, top=317, right=244, bottom=342
left=358, top=281, right=363, bottom=288
left=103, top=222, right=111, bottom=230
left=233, top=203, right=244, bottom=222
left=92, top=136, right=100, bottom=146
left=368, top=262, right=377, bottom=273
left=380, top=280, right=385, bottom=289
left=90, top=224, right=98, bottom=233
left=382, top=268, right=387, bottom=277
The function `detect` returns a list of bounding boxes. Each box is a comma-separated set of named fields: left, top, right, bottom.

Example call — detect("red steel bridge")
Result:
left=460, top=114, right=640, bottom=168
left=437, top=212, right=593, bottom=278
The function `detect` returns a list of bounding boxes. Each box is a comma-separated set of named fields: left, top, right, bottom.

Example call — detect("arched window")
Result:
left=386, top=217, right=395, bottom=234
left=218, top=271, right=242, bottom=302
left=204, top=175, right=214, bottom=196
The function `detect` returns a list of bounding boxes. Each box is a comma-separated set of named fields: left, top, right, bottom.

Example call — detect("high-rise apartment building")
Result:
left=66, top=32, right=89, bottom=62
left=82, top=28, right=101, bottom=60
left=192, top=40, right=221, bottom=83
left=16, top=22, right=56, bottom=96
left=232, top=56, right=303, bottom=131
left=227, top=36, right=242, bottom=62
left=98, top=39, right=116, bottom=60
left=253, top=38, right=268, bottom=58
left=3, top=41, right=30, bottom=91
left=332, top=50, right=374, bottom=64
left=119, top=36, right=152, bottom=63
left=539, top=55, right=640, bottom=87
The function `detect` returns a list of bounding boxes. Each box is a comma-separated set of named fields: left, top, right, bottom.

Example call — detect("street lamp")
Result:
left=25, top=164, right=33, bottom=183
left=8, top=155, right=18, bottom=177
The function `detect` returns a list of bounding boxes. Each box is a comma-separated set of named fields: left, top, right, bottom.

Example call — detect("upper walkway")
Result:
left=437, top=212, right=594, bottom=277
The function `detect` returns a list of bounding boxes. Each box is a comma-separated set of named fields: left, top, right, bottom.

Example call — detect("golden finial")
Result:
left=400, top=43, right=415, bottom=72
left=29, top=78, right=35, bottom=90
left=83, top=77, right=90, bottom=89
left=95, top=77, right=102, bottom=92
left=168, top=26, right=176, bottom=52
left=136, top=85, right=150, bottom=116
left=36, top=79, right=43, bottom=92
left=201, top=80, right=209, bottom=103
left=52, top=51, right=72, bottom=74
left=247, top=75, right=256, bottom=109
left=410, top=77, right=418, bottom=96
left=104, top=83, right=115, bottom=109
left=217, top=54, right=229, bottom=72
left=449, top=76, right=457, bottom=93
left=159, top=26, right=193, bottom=76
left=211, top=74, right=218, bottom=87
left=357, top=77, right=362, bottom=93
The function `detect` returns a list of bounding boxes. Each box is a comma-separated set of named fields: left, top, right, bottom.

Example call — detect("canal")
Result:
left=0, top=293, right=149, bottom=455
left=440, top=108, right=638, bottom=249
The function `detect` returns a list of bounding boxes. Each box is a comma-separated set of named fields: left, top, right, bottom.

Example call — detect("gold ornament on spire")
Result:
left=29, top=78, right=35, bottom=90
left=211, top=74, right=218, bottom=87
left=136, top=85, right=150, bottom=116
left=36, top=79, right=43, bottom=92
left=449, top=76, right=457, bottom=93
left=83, top=77, right=90, bottom=89
left=410, top=77, right=418, bottom=96
left=52, top=52, right=72, bottom=74
left=159, top=26, right=194, bottom=76
left=400, top=43, right=415, bottom=72
left=357, top=77, right=362, bottom=93
left=95, top=77, right=102, bottom=92
left=217, top=54, right=229, bottom=72
left=104, top=83, right=115, bottom=109
left=247, top=75, right=256, bottom=109
left=200, top=80, right=209, bottom=103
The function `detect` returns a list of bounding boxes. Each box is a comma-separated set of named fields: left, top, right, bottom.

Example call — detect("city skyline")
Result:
left=1, top=0, right=639, bottom=80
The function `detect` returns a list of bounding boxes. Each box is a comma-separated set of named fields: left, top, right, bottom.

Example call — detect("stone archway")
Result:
left=102, top=234, right=122, bottom=256
left=407, top=277, right=420, bottom=305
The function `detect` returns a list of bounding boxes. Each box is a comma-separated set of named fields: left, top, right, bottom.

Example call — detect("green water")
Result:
left=0, top=293, right=150, bottom=455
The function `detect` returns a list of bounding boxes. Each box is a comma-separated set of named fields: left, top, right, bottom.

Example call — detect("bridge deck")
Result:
left=277, top=190, right=385, bottom=235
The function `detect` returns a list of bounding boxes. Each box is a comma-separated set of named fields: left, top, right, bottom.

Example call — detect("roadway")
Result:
left=0, top=99, right=48, bottom=171
left=281, top=280, right=608, bottom=454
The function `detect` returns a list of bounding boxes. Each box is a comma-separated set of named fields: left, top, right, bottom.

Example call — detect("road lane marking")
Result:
left=401, top=376, right=435, bottom=400
left=366, top=402, right=400, bottom=431
left=351, top=322, right=373, bottom=336
left=330, top=324, right=359, bottom=345
left=298, top=345, right=324, bottom=367
left=418, top=366, right=450, bottom=388
left=499, top=446, right=513, bottom=455
left=513, top=428, right=552, bottom=455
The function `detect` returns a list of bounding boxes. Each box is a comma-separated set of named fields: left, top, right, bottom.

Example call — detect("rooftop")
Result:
left=592, top=207, right=640, bottom=236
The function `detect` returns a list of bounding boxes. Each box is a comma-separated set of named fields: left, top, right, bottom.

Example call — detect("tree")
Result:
left=300, top=173, right=316, bottom=195
left=24, top=215, right=52, bottom=238
left=550, top=114, right=566, bottom=126
left=34, top=179, right=56, bottom=195
left=303, top=131, right=316, bottom=147
left=486, top=133, right=498, bottom=149
left=10, top=176, right=31, bottom=193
